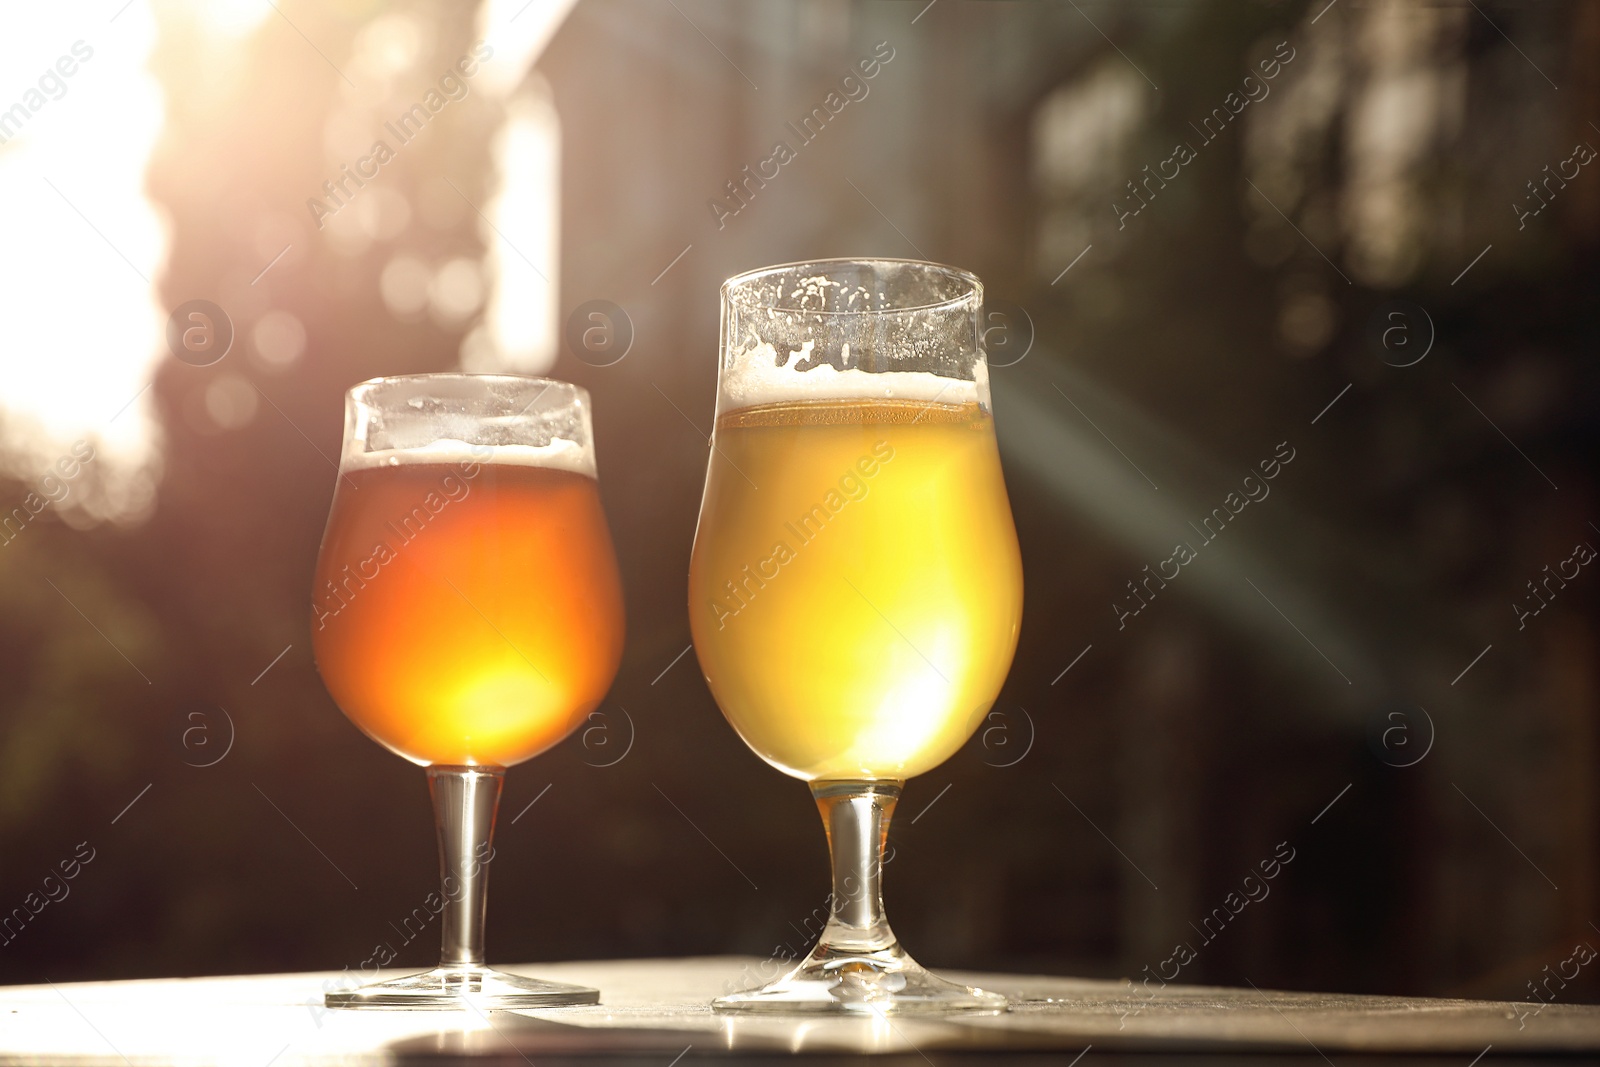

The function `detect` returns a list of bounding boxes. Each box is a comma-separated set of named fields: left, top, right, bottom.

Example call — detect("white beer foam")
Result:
left=344, top=438, right=596, bottom=479
left=722, top=342, right=980, bottom=411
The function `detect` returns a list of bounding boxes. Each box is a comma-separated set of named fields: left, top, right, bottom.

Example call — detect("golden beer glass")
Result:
left=312, top=374, right=624, bottom=1008
left=690, top=260, right=1023, bottom=1013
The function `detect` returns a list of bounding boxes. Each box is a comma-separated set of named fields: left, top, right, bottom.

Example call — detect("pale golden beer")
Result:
left=697, top=260, right=1019, bottom=1014
left=689, top=397, right=1022, bottom=781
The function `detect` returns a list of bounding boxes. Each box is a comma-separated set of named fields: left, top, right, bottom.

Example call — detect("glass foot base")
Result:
left=715, top=945, right=1006, bottom=1016
left=324, top=965, right=600, bottom=1010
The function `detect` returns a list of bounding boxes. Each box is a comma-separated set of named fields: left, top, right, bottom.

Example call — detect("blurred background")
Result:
left=1, top=0, right=1597, bottom=1007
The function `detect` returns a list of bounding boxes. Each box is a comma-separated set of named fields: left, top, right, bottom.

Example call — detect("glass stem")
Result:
left=811, top=780, right=902, bottom=957
left=427, top=765, right=504, bottom=970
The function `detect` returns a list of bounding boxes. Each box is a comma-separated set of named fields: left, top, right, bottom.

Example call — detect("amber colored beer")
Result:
left=689, top=397, right=1023, bottom=782
left=312, top=458, right=624, bottom=767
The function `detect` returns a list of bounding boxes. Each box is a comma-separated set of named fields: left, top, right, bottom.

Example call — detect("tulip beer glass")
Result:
left=312, top=374, right=624, bottom=1008
left=689, top=260, right=1023, bottom=1013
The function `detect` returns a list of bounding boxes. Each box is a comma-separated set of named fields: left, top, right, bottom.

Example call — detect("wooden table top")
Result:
left=3, top=956, right=1598, bottom=1064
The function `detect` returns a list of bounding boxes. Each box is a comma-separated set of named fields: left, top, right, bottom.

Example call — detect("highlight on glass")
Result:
left=311, top=373, right=625, bottom=1009
left=689, top=259, right=1024, bottom=1013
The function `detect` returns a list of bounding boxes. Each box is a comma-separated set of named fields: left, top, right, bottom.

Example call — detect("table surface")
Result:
left=3, top=956, right=1598, bottom=1064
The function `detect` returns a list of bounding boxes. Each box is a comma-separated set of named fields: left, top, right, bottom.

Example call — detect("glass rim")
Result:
left=346, top=373, right=588, bottom=406
left=721, top=257, right=983, bottom=318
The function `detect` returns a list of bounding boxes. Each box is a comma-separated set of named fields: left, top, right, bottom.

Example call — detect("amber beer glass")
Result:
left=312, top=374, right=623, bottom=1009
left=690, top=260, right=1023, bottom=1013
